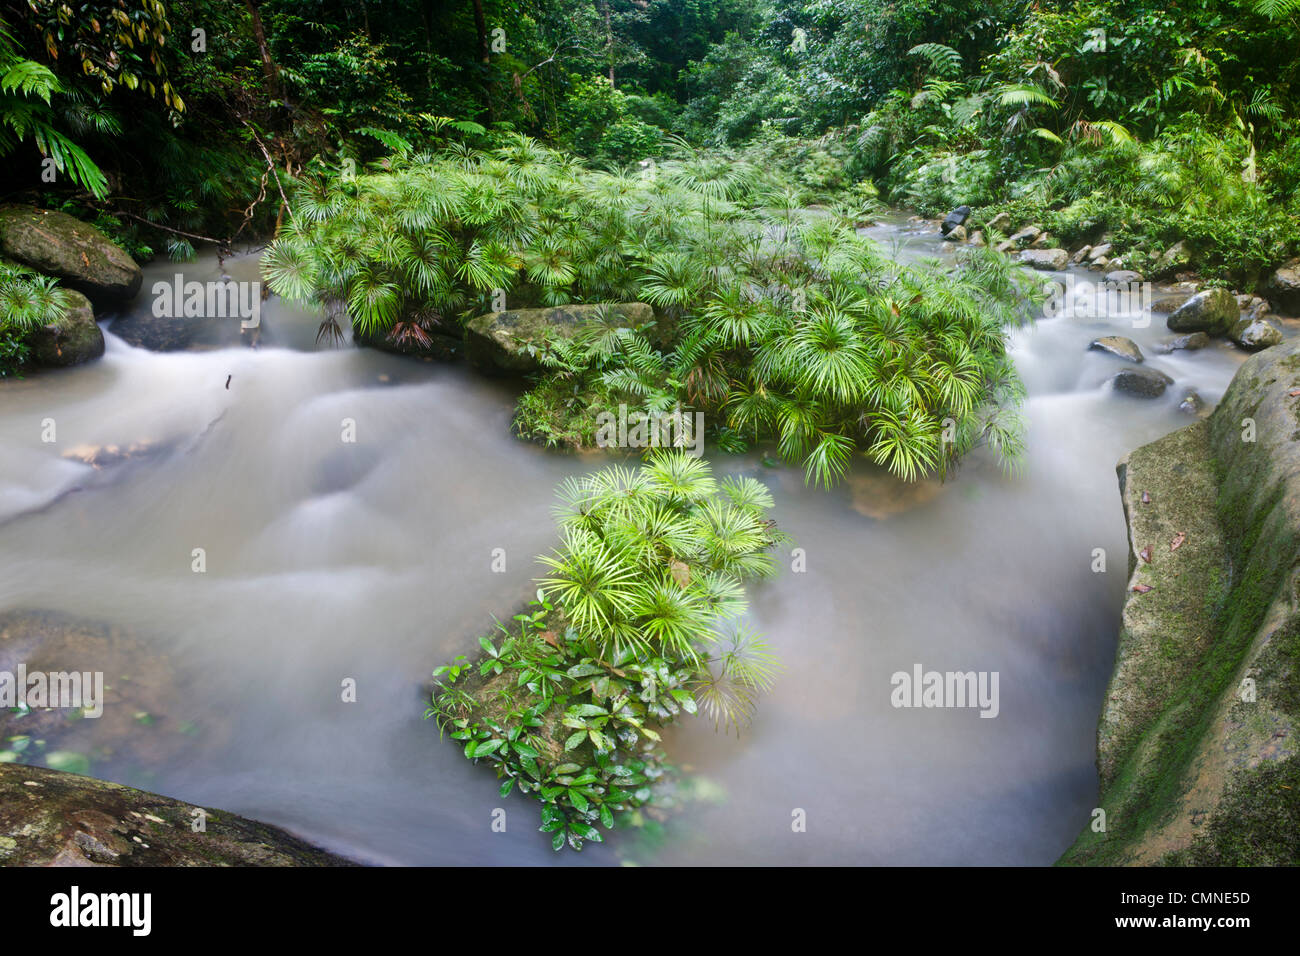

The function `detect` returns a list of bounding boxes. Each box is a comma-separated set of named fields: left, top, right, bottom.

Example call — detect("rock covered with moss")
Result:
left=0, top=205, right=141, bottom=306
left=0, top=763, right=356, bottom=866
left=1061, top=337, right=1300, bottom=865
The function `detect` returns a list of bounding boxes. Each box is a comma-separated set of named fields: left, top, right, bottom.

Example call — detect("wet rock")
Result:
left=0, top=206, right=141, bottom=306
left=1090, top=336, right=1144, bottom=363
left=1112, top=366, right=1173, bottom=397
left=26, top=290, right=104, bottom=367
left=1106, top=270, right=1143, bottom=285
left=466, top=302, right=655, bottom=375
left=1265, top=258, right=1300, bottom=314
left=942, top=224, right=967, bottom=242
left=1152, top=240, right=1191, bottom=279
left=1229, top=316, right=1283, bottom=351
left=941, top=205, right=970, bottom=236
left=1167, top=288, right=1239, bottom=335
left=1178, top=391, right=1205, bottom=415
left=1162, top=331, right=1211, bottom=352
left=108, top=308, right=250, bottom=352
left=0, top=763, right=357, bottom=866
left=1019, top=248, right=1069, bottom=270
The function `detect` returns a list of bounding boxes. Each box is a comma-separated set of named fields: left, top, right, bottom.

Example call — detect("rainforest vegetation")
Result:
left=2, top=2, right=1297, bottom=458
left=3, top=0, right=1299, bottom=863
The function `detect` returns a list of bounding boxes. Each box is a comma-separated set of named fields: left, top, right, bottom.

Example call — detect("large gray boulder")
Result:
left=0, top=763, right=356, bottom=866
left=1166, top=287, right=1239, bottom=335
left=465, top=302, right=656, bottom=374
left=26, top=289, right=104, bottom=367
left=1060, top=336, right=1300, bottom=865
left=0, top=205, right=141, bottom=306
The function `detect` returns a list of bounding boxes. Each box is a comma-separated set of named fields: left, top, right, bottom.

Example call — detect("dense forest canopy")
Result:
left=3, top=1, right=1297, bottom=263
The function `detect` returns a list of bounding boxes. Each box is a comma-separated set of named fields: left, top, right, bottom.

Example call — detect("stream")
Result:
left=0, top=215, right=1269, bottom=865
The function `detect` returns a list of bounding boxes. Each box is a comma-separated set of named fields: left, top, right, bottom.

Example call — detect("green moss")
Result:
left=1160, top=757, right=1300, bottom=866
left=1060, top=453, right=1294, bottom=865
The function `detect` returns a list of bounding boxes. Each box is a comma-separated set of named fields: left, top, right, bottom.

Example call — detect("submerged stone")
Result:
left=1112, top=366, right=1173, bottom=397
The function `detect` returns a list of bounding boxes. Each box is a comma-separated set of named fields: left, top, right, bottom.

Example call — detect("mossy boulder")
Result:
left=26, top=289, right=105, bottom=367
left=0, top=205, right=141, bottom=306
left=465, top=302, right=656, bottom=374
left=1166, top=287, right=1238, bottom=335
left=1060, top=337, right=1300, bottom=865
left=0, top=763, right=356, bottom=866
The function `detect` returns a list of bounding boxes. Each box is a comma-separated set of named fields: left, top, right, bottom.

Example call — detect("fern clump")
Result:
left=266, top=134, right=1036, bottom=484
left=0, top=261, right=71, bottom=377
left=426, top=452, right=785, bottom=851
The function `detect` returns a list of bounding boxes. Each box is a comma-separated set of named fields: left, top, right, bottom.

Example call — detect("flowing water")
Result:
left=0, top=218, right=1271, bottom=865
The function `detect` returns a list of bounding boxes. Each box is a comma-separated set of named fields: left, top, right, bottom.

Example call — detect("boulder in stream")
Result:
left=0, top=205, right=141, bottom=306
left=1166, top=287, right=1239, bottom=335
left=1229, top=316, right=1283, bottom=351
left=1112, top=366, right=1173, bottom=397
left=941, top=205, right=970, bottom=236
left=1089, top=336, right=1144, bottom=363
left=1161, top=331, right=1210, bottom=353
left=26, top=289, right=104, bottom=367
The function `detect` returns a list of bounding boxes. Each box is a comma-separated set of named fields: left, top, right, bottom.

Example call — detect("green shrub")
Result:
left=426, top=453, right=784, bottom=850
left=266, top=135, right=1036, bottom=485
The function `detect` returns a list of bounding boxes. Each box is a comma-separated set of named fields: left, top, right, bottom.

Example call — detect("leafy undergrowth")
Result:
left=425, top=452, right=785, bottom=851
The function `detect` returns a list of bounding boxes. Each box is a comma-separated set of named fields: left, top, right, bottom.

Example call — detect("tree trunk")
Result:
left=602, top=1, right=614, bottom=87
left=243, top=0, right=281, bottom=99
left=471, top=0, right=495, bottom=122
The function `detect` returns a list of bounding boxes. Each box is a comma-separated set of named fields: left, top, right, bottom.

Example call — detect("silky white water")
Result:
left=0, top=219, right=1262, bottom=864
